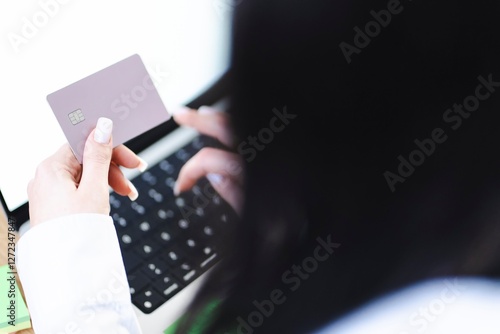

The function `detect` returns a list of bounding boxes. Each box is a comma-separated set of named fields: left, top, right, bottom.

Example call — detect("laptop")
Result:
left=0, top=1, right=237, bottom=332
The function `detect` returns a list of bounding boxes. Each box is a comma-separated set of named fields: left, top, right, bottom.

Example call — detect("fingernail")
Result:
left=94, top=117, right=113, bottom=144
left=171, top=106, right=192, bottom=115
left=207, top=173, right=224, bottom=185
left=137, top=157, right=148, bottom=173
left=126, top=179, right=139, bottom=201
left=173, top=182, right=180, bottom=196
left=198, top=106, right=220, bottom=114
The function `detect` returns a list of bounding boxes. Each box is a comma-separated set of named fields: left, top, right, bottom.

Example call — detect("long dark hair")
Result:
left=177, top=0, right=500, bottom=332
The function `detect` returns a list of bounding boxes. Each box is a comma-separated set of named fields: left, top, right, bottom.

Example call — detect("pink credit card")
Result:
left=47, top=54, right=170, bottom=163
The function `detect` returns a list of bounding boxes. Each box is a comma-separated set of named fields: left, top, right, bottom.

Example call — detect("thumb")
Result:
left=79, top=117, right=113, bottom=192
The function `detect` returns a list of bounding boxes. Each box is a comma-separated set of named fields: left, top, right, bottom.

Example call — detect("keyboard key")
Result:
left=159, top=160, right=175, bottom=175
left=134, top=288, right=165, bottom=314
left=142, top=259, right=168, bottom=279
left=160, top=246, right=185, bottom=266
left=152, top=274, right=177, bottom=292
left=156, top=207, right=175, bottom=220
left=183, top=270, right=197, bottom=282
left=131, top=202, right=147, bottom=216
left=172, top=261, right=198, bottom=283
left=152, top=228, right=176, bottom=247
left=175, top=197, right=186, bottom=208
left=183, top=237, right=203, bottom=256
left=140, top=171, right=158, bottom=186
left=133, top=240, right=162, bottom=259
left=166, top=250, right=180, bottom=262
left=212, top=194, right=222, bottom=206
left=162, top=282, right=181, bottom=298
left=109, top=194, right=123, bottom=210
left=203, top=226, right=214, bottom=236
left=165, top=177, right=176, bottom=189
left=112, top=213, right=130, bottom=229
left=127, top=270, right=150, bottom=295
left=200, top=253, right=218, bottom=269
left=148, top=188, right=164, bottom=204
left=153, top=222, right=179, bottom=248
left=175, top=148, right=191, bottom=162
left=178, top=218, right=189, bottom=230
left=120, top=233, right=134, bottom=248
left=122, top=250, right=142, bottom=272
left=139, top=221, right=151, bottom=232
left=152, top=275, right=181, bottom=300
left=203, top=246, right=214, bottom=256
left=191, top=136, right=205, bottom=150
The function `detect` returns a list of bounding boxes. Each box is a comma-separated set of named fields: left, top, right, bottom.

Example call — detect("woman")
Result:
left=17, top=0, right=500, bottom=333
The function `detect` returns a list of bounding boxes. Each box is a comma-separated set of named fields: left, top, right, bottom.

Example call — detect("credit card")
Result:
left=47, top=54, right=170, bottom=163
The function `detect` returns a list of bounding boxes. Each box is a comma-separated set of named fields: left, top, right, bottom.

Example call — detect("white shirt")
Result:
left=16, top=213, right=142, bottom=334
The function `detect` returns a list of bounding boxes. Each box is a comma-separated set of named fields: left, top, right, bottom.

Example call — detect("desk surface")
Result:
left=0, top=212, right=34, bottom=334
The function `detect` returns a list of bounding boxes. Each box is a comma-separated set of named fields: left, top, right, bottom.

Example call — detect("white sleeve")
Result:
left=15, top=213, right=142, bottom=334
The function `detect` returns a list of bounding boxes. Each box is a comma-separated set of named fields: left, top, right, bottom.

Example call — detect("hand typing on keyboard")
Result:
left=172, top=105, right=244, bottom=215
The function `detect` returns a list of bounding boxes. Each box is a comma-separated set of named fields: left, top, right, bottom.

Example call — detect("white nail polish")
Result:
left=126, top=179, right=139, bottom=201
left=198, top=106, right=220, bottom=114
left=94, top=117, right=113, bottom=144
left=207, top=173, right=224, bottom=185
left=137, top=157, right=148, bottom=173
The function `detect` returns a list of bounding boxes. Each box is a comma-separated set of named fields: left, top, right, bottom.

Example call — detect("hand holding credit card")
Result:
left=47, top=54, right=170, bottom=163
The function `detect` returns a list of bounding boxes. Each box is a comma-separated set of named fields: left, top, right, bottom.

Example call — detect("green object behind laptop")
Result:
left=164, top=299, right=222, bottom=334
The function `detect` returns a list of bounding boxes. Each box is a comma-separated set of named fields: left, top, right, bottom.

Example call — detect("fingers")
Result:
left=112, top=145, right=148, bottom=172
left=79, top=120, right=145, bottom=200
left=171, top=105, right=243, bottom=212
left=206, top=173, right=244, bottom=215
left=108, top=163, right=139, bottom=200
left=175, top=147, right=243, bottom=193
left=175, top=147, right=244, bottom=213
left=79, top=118, right=114, bottom=194
left=172, top=106, right=236, bottom=148
left=42, top=143, right=83, bottom=182
left=109, top=145, right=146, bottom=200
left=27, top=143, right=85, bottom=226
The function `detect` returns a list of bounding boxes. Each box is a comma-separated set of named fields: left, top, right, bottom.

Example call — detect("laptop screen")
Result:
left=0, top=0, right=231, bottom=215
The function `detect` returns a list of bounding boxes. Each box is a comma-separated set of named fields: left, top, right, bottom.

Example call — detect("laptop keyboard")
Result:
left=109, top=134, right=238, bottom=314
